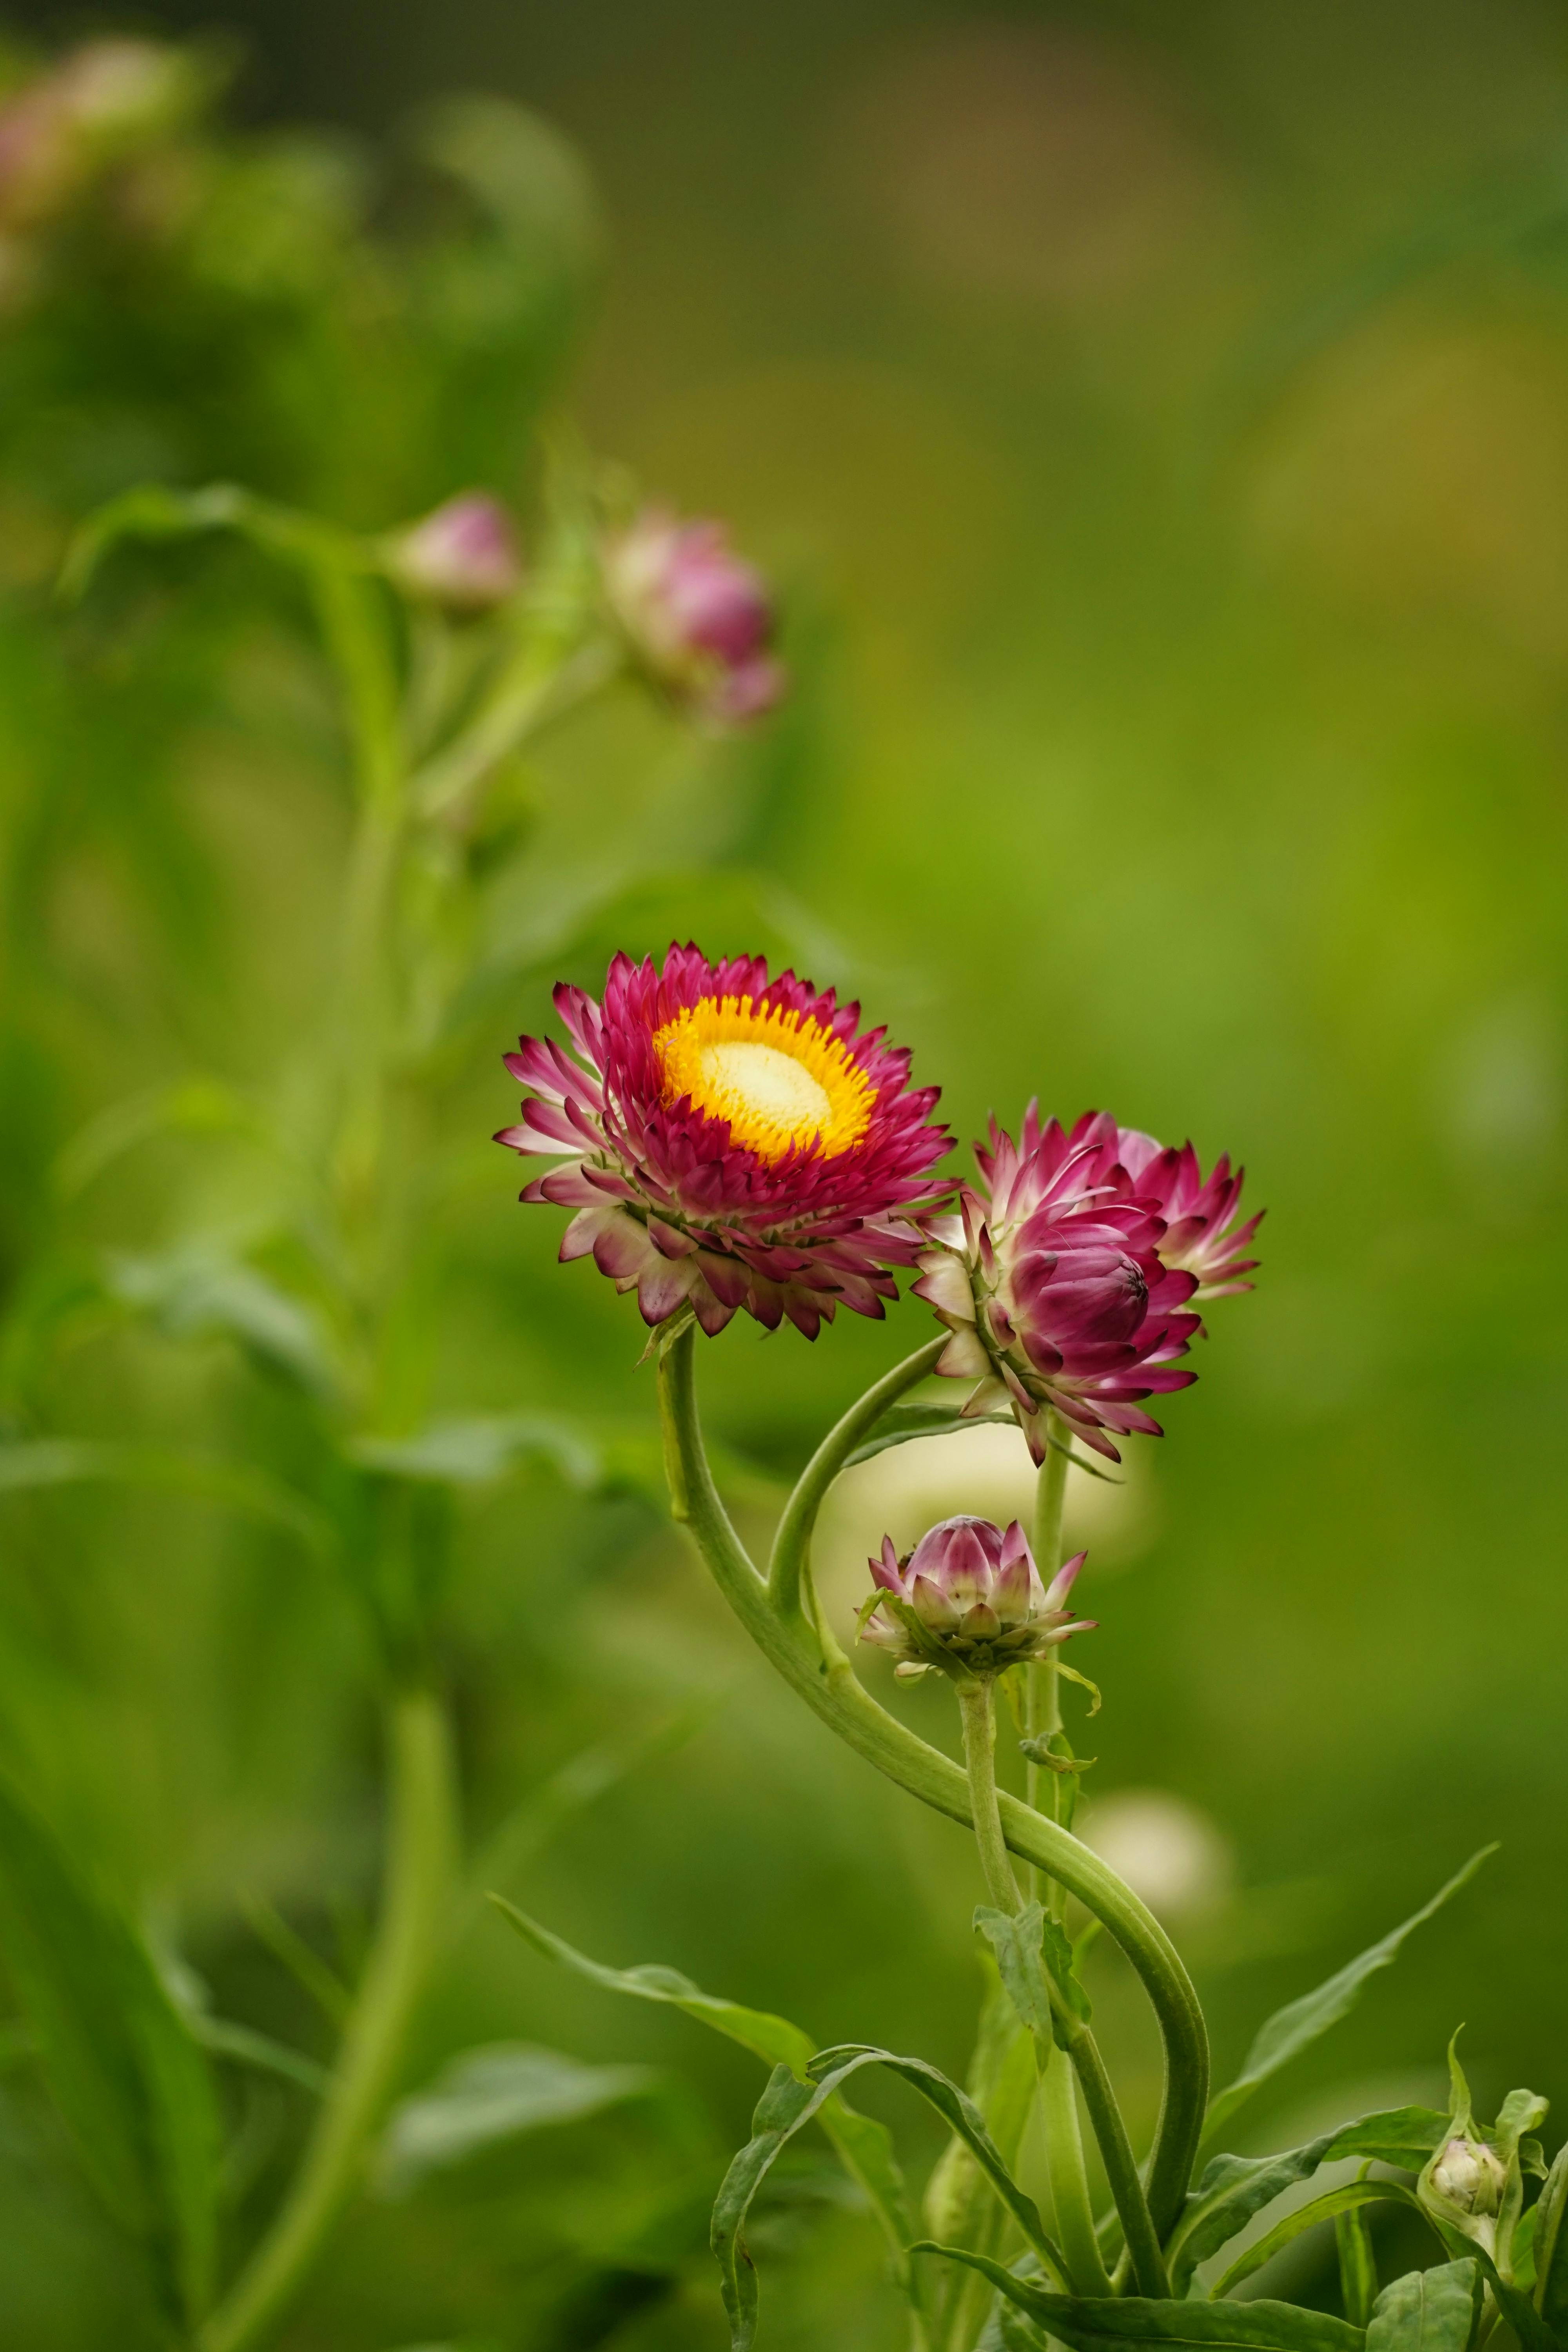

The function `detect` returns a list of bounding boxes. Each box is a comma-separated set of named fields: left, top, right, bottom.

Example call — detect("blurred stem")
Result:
left=655, top=1325, right=1209, bottom=2241
left=201, top=1686, right=456, bottom=2352
left=410, top=634, right=619, bottom=826
left=957, top=1677, right=1112, bottom=2299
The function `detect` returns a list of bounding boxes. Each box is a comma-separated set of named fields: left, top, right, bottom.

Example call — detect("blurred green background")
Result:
left=1, top=1, right=1566, bottom=2345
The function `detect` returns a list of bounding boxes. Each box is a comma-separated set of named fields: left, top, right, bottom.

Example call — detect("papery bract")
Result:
left=497, top=944, right=950, bottom=1337
left=603, top=506, right=785, bottom=724
left=859, top=1514, right=1094, bottom=1679
left=915, top=1105, right=1259, bottom=1461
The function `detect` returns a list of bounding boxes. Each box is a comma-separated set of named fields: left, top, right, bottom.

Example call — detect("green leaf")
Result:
left=347, top=1412, right=602, bottom=1489
left=1209, top=2180, right=1430, bottom=2299
left=1365, top=2263, right=1481, bottom=2352
left=711, top=2040, right=1060, bottom=2352
left=489, top=1901, right=922, bottom=2330
left=910, top=2251, right=1363, bottom=2352
left=0, top=1439, right=336, bottom=1561
left=106, top=1245, right=341, bottom=1399
left=490, top=1897, right=814, bottom=2071
left=1203, top=1849, right=1495, bottom=2143
left=1534, top=2138, right=1568, bottom=2331
left=376, top=2042, right=664, bottom=2196
left=806, top=2044, right=1064, bottom=2278
left=1427, top=2223, right=1560, bottom=2352
left=56, top=1077, right=281, bottom=1199
left=1337, top=2199, right=1379, bottom=2330
left=974, top=1901, right=1091, bottom=2051
left=1167, top=2109, right=1450, bottom=2294
left=843, top=1401, right=1018, bottom=1468
left=975, top=1903, right=1056, bottom=2042
left=0, top=1777, right=221, bottom=2324
left=191, top=2017, right=332, bottom=2099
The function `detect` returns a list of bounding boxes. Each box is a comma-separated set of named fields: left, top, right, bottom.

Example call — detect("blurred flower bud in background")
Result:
left=603, top=506, right=785, bottom=723
left=1078, top=1788, right=1235, bottom=1920
left=0, top=39, right=205, bottom=232
left=387, top=492, right=523, bottom=611
left=859, top=1513, right=1094, bottom=1679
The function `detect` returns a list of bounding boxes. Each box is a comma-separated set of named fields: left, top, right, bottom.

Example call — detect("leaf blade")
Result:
left=1204, top=1850, right=1495, bottom=2142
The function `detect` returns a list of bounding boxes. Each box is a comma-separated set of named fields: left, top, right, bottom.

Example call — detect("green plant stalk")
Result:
left=767, top=1334, right=947, bottom=1622
left=1026, top=1416, right=1072, bottom=1887
left=655, top=1326, right=1209, bottom=2241
left=200, top=1686, right=456, bottom=2352
left=958, top=1678, right=1111, bottom=2298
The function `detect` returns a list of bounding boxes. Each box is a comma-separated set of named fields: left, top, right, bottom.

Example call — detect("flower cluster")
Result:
left=914, top=1106, right=1259, bottom=1461
left=497, top=945, right=950, bottom=1338
left=859, top=1515, right=1094, bottom=1680
left=603, top=509, right=785, bottom=724
left=0, top=40, right=199, bottom=234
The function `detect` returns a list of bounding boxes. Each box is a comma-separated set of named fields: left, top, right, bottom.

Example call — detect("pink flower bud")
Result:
left=859, top=1515, right=1094, bottom=1679
left=603, top=506, right=785, bottom=725
left=387, top=493, right=522, bottom=612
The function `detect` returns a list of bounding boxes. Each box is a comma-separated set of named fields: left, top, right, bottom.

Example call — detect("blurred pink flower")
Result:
left=497, top=945, right=949, bottom=1338
left=388, top=492, right=522, bottom=611
left=604, top=508, right=785, bottom=724
left=859, top=1514, right=1093, bottom=1679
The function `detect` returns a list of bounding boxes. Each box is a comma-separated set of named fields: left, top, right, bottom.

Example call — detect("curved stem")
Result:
left=201, top=1686, right=456, bottom=2352
left=768, top=1335, right=947, bottom=1621
left=657, top=1328, right=1209, bottom=2240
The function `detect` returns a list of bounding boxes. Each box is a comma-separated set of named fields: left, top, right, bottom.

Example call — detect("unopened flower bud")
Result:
left=387, top=493, right=522, bottom=612
left=54, top=41, right=194, bottom=145
left=858, top=1514, right=1094, bottom=1680
left=603, top=506, right=784, bottom=724
left=1431, top=2136, right=1508, bottom=2217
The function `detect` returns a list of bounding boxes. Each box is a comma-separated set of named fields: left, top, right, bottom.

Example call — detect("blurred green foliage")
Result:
left=0, top=3, right=1565, bottom=2347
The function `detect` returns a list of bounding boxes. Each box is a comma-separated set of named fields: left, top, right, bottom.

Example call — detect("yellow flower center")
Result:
left=653, top=994, right=875, bottom=1164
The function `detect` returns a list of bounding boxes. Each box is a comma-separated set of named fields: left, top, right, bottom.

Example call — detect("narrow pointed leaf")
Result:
left=0, top=1777, right=220, bottom=2324
left=491, top=1902, right=924, bottom=2332
left=1364, top=2262, right=1481, bottom=2352
left=911, top=2249, right=1364, bottom=2352
left=1204, top=1850, right=1495, bottom=2142
left=1209, top=2180, right=1429, bottom=2298
left=377, top=2042, right=665, bottom=2195
left=1338, top=2201, right=1379, bottom=2330
left=1168, top=2109, right=1449, bottom=2292
left=1535, top=2139, right=1568, bottom=2331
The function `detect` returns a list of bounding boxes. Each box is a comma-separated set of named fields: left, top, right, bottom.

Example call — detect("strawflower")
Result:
left=915, top=1105, right=1258, bottom=1461
left=387, top=492, right=521, bottom=611
left=603, top=506, right=785, bottom=724
left=497, top=944, right=950, bottom=1337
left=859, top=1514, right=1094, bottom=1681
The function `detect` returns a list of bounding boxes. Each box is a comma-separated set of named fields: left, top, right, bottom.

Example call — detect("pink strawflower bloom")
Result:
left=497, top=945, right=950, bottom=1338
left=859, top=1515, right=1094, bottom=1681
left=387, top=492, right=521, bottom=611
left=1109, top=1129, right=1261, bottom=1301
left=915, top=1106, right=1258, bottom=1462
left=604, top=507, right=785, bottom=724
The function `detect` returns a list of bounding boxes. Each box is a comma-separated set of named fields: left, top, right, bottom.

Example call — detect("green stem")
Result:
left=200, top=1686, right=456, bottom=2352
left=958, top=1679, right=1112, bottom=2298
left=1025, top=1416, right=1072, bottom=1899
left=767, top=1334, right=947, bottom=1622
left=656, top=1328, right=1209, bottom=2241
